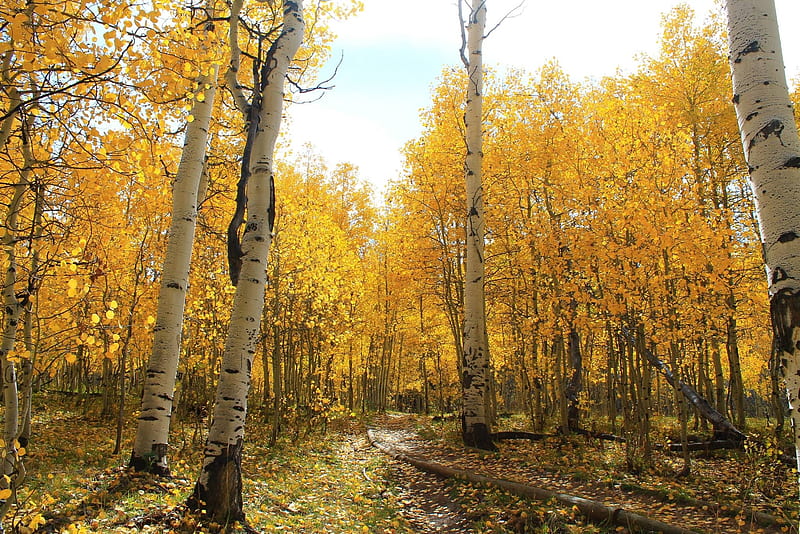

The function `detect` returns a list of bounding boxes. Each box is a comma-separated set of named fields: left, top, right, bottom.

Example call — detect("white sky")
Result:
left=282, top=0, right=800, bottom=195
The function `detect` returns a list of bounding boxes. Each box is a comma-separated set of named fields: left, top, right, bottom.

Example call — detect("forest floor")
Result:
left=5, top=398, right=799, bottom=533
left=368, top=413, right=798, bottom=533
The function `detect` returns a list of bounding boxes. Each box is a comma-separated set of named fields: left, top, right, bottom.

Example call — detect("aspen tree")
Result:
left=188, top=0, right=304, bottom=523
left=459, top=0, right=495, bottom=450
left=128, top=0, right=221, bottom=475
left=725, top=0, right=800, bottom=480
left=0, top=112, right=31, bottom=524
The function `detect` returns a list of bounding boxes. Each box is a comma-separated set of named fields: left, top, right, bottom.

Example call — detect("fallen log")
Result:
left=658, top=440, right=744, bottom=453
left=492, top=429, right=628, bottom=443
left=491, top=431, right=553, bottom=441
left=367, top=429, right=697, bottom=534
left=573, top=428, right=628, bottom=443
left=620, top=327, right=746, bottom=442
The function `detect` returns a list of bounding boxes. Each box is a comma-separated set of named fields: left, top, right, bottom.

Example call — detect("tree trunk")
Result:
left=459, top=0, right=494, bottom=451
left=725, top=0, right=800, bottom=486
left=725, top=313, right=746, bottom=429
left=189, top=0, right=304, bottom=523
left=269, top=245, right=282, bottom=447
left=130, top=2, right=220, bottom=474
left=0, top=109, right=32, bottom=522
left=565, top=329, right=582, bottom=431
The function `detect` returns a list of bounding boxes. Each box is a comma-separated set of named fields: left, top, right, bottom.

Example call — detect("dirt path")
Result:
left=369, top=414, right=789, bottom=534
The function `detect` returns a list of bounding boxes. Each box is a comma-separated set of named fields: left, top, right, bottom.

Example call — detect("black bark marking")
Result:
left=227, top=96, right=262, bottom=286
left=462, top=422, right=497, bottom=451
left=129, top=442, right=170, bottom=475
left=187, top=439, right=245, bottom=523
left=461, top=370, right=473, bottom=389
left=735, top=41, right=762, bottom=63
left=772, top=267, right=788, bottom=284
left=138, top=415, right=158, bottom=421
left=778, top=232, right=799, bottom=243
left=749, top=119, right=785, bottom=150
left=745, top=111, right=758, bottom=121
left=785, top=156, right=800, bottom=168
left=771, top=290, right=800, bottom=355
left=268, top=174, right=276, bottom=233
left=224, top=368, right=239, bottom=374
left=732, top=94, right=740, bottom=104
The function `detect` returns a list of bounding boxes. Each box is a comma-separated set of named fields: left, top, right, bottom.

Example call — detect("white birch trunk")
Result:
left=460, top=0, right=494, bottom=450
left=189, top=0, right=304, bottom=523
left=129, top=6, right=220, bottom=475
left=725, top=0, right=800, bottom=491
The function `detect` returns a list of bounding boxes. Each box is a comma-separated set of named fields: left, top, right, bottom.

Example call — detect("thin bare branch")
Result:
left=287, top=51, right=343, bottom=95
left=457, top=0, right=469, bottom=68
left=484, top=0, right=524, bottom=40
left=226, top=0, right=250, bottom=115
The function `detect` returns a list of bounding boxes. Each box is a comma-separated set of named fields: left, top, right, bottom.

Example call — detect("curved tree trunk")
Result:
left=725, top=0, right=800, bottom=489
left=129, top=1, right=220, bottom=475
left=188, top=0, right=304, bottom=524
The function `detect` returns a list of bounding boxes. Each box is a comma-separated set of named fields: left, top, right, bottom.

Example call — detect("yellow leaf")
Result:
left=0, top=488, right=11, bottom=500
left=187, top=115, right=195, bottom=123
left=109, top=300, right=118, bottom=309
left=106, top=310, right=115, bottom=320
left=65, top=353, right=77, bottom=364
left=91, top=314, right=100, bottom=324
left=96, top=56, right=114, bottom=72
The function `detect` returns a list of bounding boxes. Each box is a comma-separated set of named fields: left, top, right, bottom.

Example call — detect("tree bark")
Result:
left=565, top=329, right=582, bottom=431
left=0, top=107, right=32, bottom=523
left=725, top=0, right=800, bottom=487
left=189, top=0, right=304, bottom=523
left=459, top=0, right=495, bottom=452
left=130, top=2, right=220, bottom=475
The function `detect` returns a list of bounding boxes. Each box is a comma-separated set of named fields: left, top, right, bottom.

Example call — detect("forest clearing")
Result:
left=3, top=0, right=800, bottom=532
